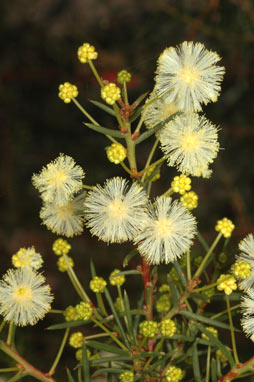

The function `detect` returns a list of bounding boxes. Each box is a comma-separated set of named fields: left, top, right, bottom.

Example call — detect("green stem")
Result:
left=186, top=250, right=191, bottom=281
left=144, top=337, right=164, bottom=369
left=141, top=138, right=159, bottom=182
left=120, top=161, right=133, bottom=176
left=123, top=82, right=129, bottom=105
left=125, top=133, right=137, bottom=171
left=136, top=337, right=147, bottom=353
left=88, top=59, right=104, bottom=87
left=117, top=285, right=128, bottom=329
left=138, top=156, right=167, bottom=177
left=49, top=309, right=63, bottom=314
left=48, top=328, right=70, bottom=376
left=133, top=112, right=145, bottom=136
left=72, top=98, right=98, bottom=125
left=0, top=367, right=19, bottom=372
left=8, top=369, right=25, bottom=382
left=0, top=319, right=6, bottom=334
left=96, top=292, right=108, bottom=317
left=194, top=232, right=223, bottom=279
left=7, top=321, right=14, bottom=345
left=161, top=187, right=174, bottom=198
left=226, top=295, right=239, bottom=364
left=82, top=184, right=94, bottom=190
left=63, top=254, right=90, bottom=303
left=0, top=341, right=55, bottom=382
left=211, top=304, right=240, bottom=320
left=205, top=346, right=211, bottom=382
left=113, top=103, right=125, bottom=131
left=91, top=317, right=128, bottom=351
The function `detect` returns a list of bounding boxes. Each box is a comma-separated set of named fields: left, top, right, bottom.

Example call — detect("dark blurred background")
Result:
left=1, top=0, right=254, bottom=379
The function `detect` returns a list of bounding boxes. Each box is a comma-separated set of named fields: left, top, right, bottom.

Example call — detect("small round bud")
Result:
left=139, top=320, right=158, bottom=338
left=117, top=70, right=132, bottom=84
left=119, top=371, right=134, bottom=382
left=165, top=365, right=183, bottom=382
left=217, top=274, right=237, bottom=295
left=156, top=295, right=171, bottom=313
left=101, top=83, right=121, bottom=105
left=106, top=143, right=126, bottom=164
left=231, top=260, right=251, bottom=280
left=69, top=332, right=84, bottom=348
left=77, top=43, right=98, bottom=63
left=75, top=348, right=91, bottom=361
left=145, top=165, right=160, bottom=182
left=90, top=276, right=107, bottom=293
left=109, top=269, right=126, bottom=286
left=57, top=255, right=74, bottom=272
left=180, top=191, right=198, bottom=210
left=114, top=297, right=124, bottom=313
left=52, top=238, right=71, bottom=256
left=171, top=174, right=191, bottom=195
left=63, top=305, right=79, bottom=322
left=75, top=302, right=93, bottom=321
left=159, top=284, right=170, bottom=292
left=215, top=218, right=235, bottom=238
left=160, top=318, right=176, bottom=337
left=201, top=326, right=218, bottom=341
left=58, top=82, right=78, bottom=103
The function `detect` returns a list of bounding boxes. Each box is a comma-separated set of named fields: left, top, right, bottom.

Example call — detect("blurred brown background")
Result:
left=1, top=0, right=254, bottom=379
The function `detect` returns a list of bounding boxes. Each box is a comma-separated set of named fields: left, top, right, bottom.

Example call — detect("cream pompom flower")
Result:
left=84, top=177, right=148, bottom=243
left=40, top=192, right=85, bottom=237
left=155, top=41, right=225, bottom=112
left=159, top=113, right=219, bottom=178
left=134, top=196, right=197, bottom=264
left=32, top=154, right=85, bottom=206
left=241, top=288, right=254, bottom=342
left=237, top=234, right=254, bottom=291
left=0, top=268, right=53, bottom=326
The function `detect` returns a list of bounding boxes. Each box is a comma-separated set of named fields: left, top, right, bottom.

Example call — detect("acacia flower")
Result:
left=237, top=234, right=254, bottom=291
left=58, top=82, right=78, bottom=103
left=159, top=113, right=219, bottom=178
left=134, top=196, right=197, bottom=264
left=180, top=191, right=198, bottom=210
left=215, top=217, right=235, bottom=238
left=40, top=192, right=85, bottom=237
left=89, top=276, right=107, bottom=293
left=32, top=154, right=85, bottom=206
left=0, top=268, right=53, bottom=326
left=117, top=70, right=132, bottom=84
left=12, top=247, right=43, bottom=270
left=155, top=41, right=225, bottom=112
left=77, top=43, right=98, bottom=63
left=217, top=274, right=237, bottom=295
left=101, top=83, right=121, bottom=105
left=84, top=177, right=148, bottom=243
left=165, top=365, right=183, bottom=382
left=171, top=174, right=191, bottom=195
left=109, top=269, right=125, bottom=286
left=241, top=288, right=254, bottom=342
left=52, top=238, right=71, bottom=256
left=106, top=143, right=126, bottom=164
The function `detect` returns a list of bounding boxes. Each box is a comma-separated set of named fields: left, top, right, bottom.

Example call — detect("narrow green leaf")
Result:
left=104, top=288, right=129, bottom=347
left=122, top=249, right=138, bottom=268
left=172, top=261, right=187, bottom=288
left=133, top=292, right=144, bottom=336
left=194, top=323, right=235, bottom=368
left=171, top=334, right=196, bottom=342
left=66, top=368, right=75, bottom=382
left=130, top=91, right=149, bottom=113
left=90, top=259, right=97, bottom=278
left=82, top=342, right=90, bottom=381
left=123, top=290, right=136, bottom=346
left=89, top=100, right=116, bottom=116
left=211, top=358, right=217, bottom=382
left=192, top=341, right=202, bottom=382
left=180, top=310, right=237, bottom=330
left=85, top=340, right=129, bottom=356
left=92, top=368, right=126, bottom=377
left=135, top=112, right=180, bottom=144
left=47, top=320, right=89, bottom=330
left=149, top=353, right=172, bottom=371
left=113, top=270, right=141, bottom=277
left=128, top=106, right=143, bottom=123
left=91, top=356, right=132, bottom=365
left=83, top=123, right=125, bottom=138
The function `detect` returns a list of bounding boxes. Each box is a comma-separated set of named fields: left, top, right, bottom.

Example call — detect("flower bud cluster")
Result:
left=101, top=83, right=121, bottom=105
left=180, top=191, right=198, bottom=210
left=165, top=365, right=183, bottom=382
left=117, top=70, right=132, bottom=84
left=90, top=276, right=107, bottom=293
left=217, top=274, right=237, bottom=295
left=77, top=43, right=98, bottom=63
left=109, top=269, right=126, bottom=286
left=52, top=238, right=71, bottom=255
left=171, top=174, right=191, bottom=194
left=57, top=255, right=74, bottom=272
left=58, top=82, right=78, bottom=103
left=231, top=260, right=251, bottom=280
left=106, top=143, right=126, bottom=164
left=215, top=218, right=235, bottom=238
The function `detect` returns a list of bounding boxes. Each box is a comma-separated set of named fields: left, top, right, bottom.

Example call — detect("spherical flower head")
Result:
left=171, top=174, right=191, bottom=195
left=117, top=70, right=132, bottom=84
left=58, top=82, right=78, bottom=103
left=63, top=305, right=79, bottom=322
left=76, top=348, right=91, bottom=362
left=201, top=326, right=218, bottom=341
left=109, top=269, right=125, bottom=286
left=165, top=365, right=183, bottom=382
left=180, top=191, right=198, bottom=210
left=159, top=284, right=170, bottom=292
left=114, top=296, right=124, bottom=313
left=134, top=196, right=197, bottom=265
left=139, top=320, right=158, bottom=338
left=155, top=41, right=225, bottom=112
left=143, top=91, right=179, bottom=132
left=145, top=165, right=161, bottom=182
left=160, top=113, right=219, bottom=178
left=160, top=318, right=176, bottom=337
left=52, top=238, right=71, bottom=256
left=69, top=331, right=84, bottom=348
left=84, top=177, right=148, bottom=244
left=241, top=288, right=254, bottom=341
left=156, top=294, right=171, bottom=312
left=217, top=274, right=237, bottom=295
left=101, top=83, right=121, bottom=105
left=57, top=255, right=74, bottom=272
left=215, top=218, right=235, bottom=238
left=119, top=371, right=134, bottom=382
left=90, top=276, right=107, bottom=293
left=77, top=43, right=98, bottom=63
left=12, top=247, right=43, bottom=270
left=0, top=268, right=53, bottom=326
left=231, top=260, right=251, bottom=280
left=32, top=154, right=85, bottom=207
left=106, top=143, right=126, bottom=164
left=75, top=301, right=93, bottom=321
left=40, top=192, right=86, bottom=237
